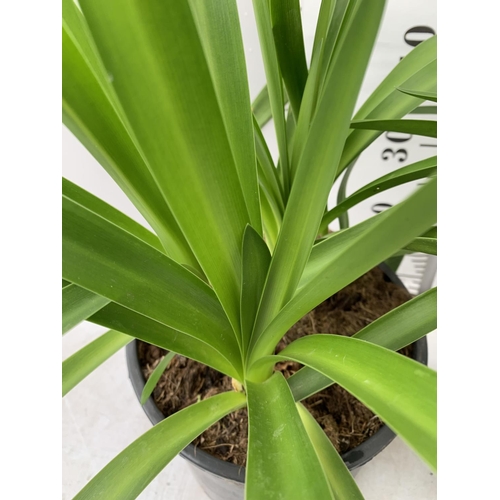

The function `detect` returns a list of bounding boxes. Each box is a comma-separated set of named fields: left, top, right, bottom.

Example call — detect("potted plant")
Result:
left=62, top=0, right=437, bottom=499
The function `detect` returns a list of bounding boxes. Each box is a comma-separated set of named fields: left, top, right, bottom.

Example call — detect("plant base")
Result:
left=126, top=265, right=428, bottom=500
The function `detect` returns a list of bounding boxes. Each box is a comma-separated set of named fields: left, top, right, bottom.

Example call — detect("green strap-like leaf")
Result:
left=62, top=284, right=110, bottom=335
left=422, top=226, right=437, bottom=238
left=288, top=367, right=334, bottom=403
left=62, top=0, right=114, bottom=104
left=320, top=156, right=437, bottom=232
left=251, top=0, right=387, bottom=354
left=350, top=119, right=437, bottom=138
left=189, top=0, right=262, bottom=234
left=403, top=236, right=437, bottom=255
left=62, top=330, right=132, bottom=396
left=89, top=303, right=240, bottom=380
left=291, top=0, right=356, bottom=180
left=251, top=178, right=436, bottom=363
left=140, top=351, right=176, bottom=405
left=337, top=35, right=437, bottom=179
left=62, top=194, right=242, bottom=375
left=317, top=0, right=354, bottom=92
left=285, top=106, right=296, bottom=158
left=398, top=87, right=437, bottom=102
left=246, top=373, right=333, bottom=499
left=62, top=24, right=198, bottom=269
left=288, top=287, right=437, bottom=401
left=297, top=403, right=364, bottom=500
left=409, top=105, right=437, bottom=115
left=301, top=179, right=435, bottom=293
left=240, top=226, right=272, bottom=359
left=74, top=392, right=246, bottom=500
left=255, top=335, right=437, bottom=471
left=253, top=116, right=285, bottom=213
left=252, top=0, right=291, bottom=194
left=289, top=37, right=325, bottom=179
left=336, top=159, right=357, bottom=230
left=310, top=0, right=335, bottom=69
left=353, top=35, right=436, bottom=119
left=388, top=226, right=437, bottom=258
left=79, top=0, right=251, bottom=333
left=252, top=85, right=272, bottom=128
left=62, top=178, right=164, bottom=253
left=258, top=181, right=282, bottom=251
left=356, top=287, right=437, bottom=348
left=270, top=0, right=308, bottom=119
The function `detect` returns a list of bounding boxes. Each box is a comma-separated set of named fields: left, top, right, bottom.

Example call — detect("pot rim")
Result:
left=125, top=263, right=429, bottom=483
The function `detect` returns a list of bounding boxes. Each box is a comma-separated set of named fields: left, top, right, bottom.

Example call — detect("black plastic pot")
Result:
left=126, top=264, right=428, bottom=500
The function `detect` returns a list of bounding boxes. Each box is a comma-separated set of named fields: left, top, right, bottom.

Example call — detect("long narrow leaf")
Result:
left=318, top=0, right=355, bottom=88
left=302, top=179, right=435, bottom=293
left=90, top=303, right=240, bottom=380
left=62, top=24, right=198, bottom=268
left=258, top=181, right=282, bottom=251
left=255, top=336, right=437, bottom=470
left=337, top=36, right=437, bottom=179
left=352, top=36, right=436, bottom=119
left=419, top=226, right=437, bottom=238
left=79, top=0, right=251, bottom=332
left=251, top=178, right=436, bottom=363
left=289, top=37, right=325, bottom=179
left=373, top=227, right=437, bottom=258
left=336, top=159, right=357, bottom=230
left=62, top=283, right=110, bottom=334
left=246, top=372, right=333, bottom=499
left=320, top=156, right=437, bottom=232
left=251, top=0, right=386, bottom=354
left=62, top=0, right=109, bottom=84
left=403, top=236, right=437, bottom=255
left=75, top=392, right=246, bottom=500
left=409, top=105, right=437, bottom=115
left=270, top=0, right=308, bottom=119
left=297, top=403, right=364, bottom=500
left=241, top=226, right=271, bottom=358
left=350, top=119, right=437, bottom=138
left=62, top=330, right=132, bottom=396
left=253, top=116, right=285, bottom=212
left=356, top=287, right=437, bottom=348
left=62, top=195, right=242, bottom=374
left=290, top=0, right=352, bottom=179
left=63, top=178, right=164, bottom=253
left=288, top=287, right=437, bottom=401
left=252, top=86, right=272, bottom=128
left=288, top=368, right=334, bottom=403
left=285, top=106, right=296, bottom=158
left=252, top=0, right=291, bottom=194
left=190, top=0, right=261, bottom=233
left=310, top=0, right=335, bottom=68
left=251, top=0, right=388, bottom=353
left=140, top=351, right=176, bottom=405
left=398, top=87, right=437, bottom=102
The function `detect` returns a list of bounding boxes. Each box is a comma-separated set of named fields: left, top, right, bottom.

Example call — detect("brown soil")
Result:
left=138, top=266, right=413, bottom=467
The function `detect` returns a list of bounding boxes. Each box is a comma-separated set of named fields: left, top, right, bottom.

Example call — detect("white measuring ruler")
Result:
left=325, top=0, right=437, bottom=295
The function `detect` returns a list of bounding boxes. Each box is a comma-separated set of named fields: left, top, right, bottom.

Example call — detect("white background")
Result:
left=61, top=1, right=438, bottom=498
